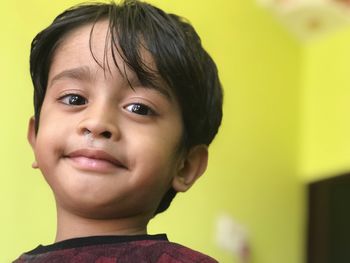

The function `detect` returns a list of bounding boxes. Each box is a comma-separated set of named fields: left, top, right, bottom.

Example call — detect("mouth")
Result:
left=64, top=149, right=127, bottom=172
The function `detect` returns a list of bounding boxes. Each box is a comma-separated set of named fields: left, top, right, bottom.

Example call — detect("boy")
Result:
left=14, top=0, right=222, bottom=262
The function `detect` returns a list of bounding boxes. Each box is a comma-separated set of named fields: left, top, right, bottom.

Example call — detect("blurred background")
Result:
left=1, top=0, right=350, bottom=262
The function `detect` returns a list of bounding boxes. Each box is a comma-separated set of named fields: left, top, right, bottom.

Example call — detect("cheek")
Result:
left=35, top=125, right=62, bottom=160
left=130, top=135, right=182, bottom=187
left=34, top=114, right=67, bottom=174
left=133, top=125, right=181, bottom=159
left=34, top=135, right=58, bottom=183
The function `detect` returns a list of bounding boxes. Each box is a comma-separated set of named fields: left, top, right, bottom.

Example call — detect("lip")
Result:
left=64, top=149, right=127, bottom=172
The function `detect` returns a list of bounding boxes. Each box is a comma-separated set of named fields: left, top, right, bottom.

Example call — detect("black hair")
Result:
left=30, top=0, right=223, bottom=215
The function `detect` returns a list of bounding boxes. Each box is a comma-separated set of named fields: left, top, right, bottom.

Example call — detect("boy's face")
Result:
left=28, top=20, right=186, bottom=220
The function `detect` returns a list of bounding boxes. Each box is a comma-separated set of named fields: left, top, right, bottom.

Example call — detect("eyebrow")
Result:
left=124, top=70, right=172, bottom=101
left=134, top=82, right=172, bottom=102
left=49, top=66, right=172, bottom=101
left=49, top=66, right=91, bottom=86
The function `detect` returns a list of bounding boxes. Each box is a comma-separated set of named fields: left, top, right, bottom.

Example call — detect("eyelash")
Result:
left=58, top=93, right=156, bottom=116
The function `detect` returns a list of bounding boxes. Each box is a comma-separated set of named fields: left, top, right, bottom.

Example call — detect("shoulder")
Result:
left=13, top=236, right=218, bottom=263
left=147, top=240, right=218, bottom=263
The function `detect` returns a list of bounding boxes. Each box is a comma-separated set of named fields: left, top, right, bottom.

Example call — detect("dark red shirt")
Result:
left=14, top=234, right=217, bottom=263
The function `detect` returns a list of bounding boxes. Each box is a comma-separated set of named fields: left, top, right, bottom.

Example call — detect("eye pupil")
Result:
left=131, top=104, right=149, bottom=115
left=125, top=103, right=154, bottom=116
left=69, top=95, right=85, bottom=105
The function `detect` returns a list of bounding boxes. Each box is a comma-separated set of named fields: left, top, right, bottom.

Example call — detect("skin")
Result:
left=28, top=20, right=208, bottom=242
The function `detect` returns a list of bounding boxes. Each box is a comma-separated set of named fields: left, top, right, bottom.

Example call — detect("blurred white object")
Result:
left=257, top=0, right=350, bottom=41
left=215, top=214, right=250, bottom=263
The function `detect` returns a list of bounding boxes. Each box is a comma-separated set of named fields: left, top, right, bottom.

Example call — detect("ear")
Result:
left=27, top=117, right=38, bottom=169
left=27, top=117, right=36, bottom=148
left=172, top=145, right=208, bottom=192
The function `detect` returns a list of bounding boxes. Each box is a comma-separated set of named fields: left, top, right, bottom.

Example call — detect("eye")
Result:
left=59, top=94, right=87, bottom=106
left=125, top=103, right=155, bottom=116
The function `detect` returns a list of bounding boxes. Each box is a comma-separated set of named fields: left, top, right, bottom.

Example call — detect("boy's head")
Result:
left=28, top=0, right=223, bottom=219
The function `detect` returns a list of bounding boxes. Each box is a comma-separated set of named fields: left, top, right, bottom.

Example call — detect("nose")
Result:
left=77, top=104, right=120, bottom=141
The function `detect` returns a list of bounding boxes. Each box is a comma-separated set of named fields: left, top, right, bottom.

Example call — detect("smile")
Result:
left=64, top=149, right=127, bottom=173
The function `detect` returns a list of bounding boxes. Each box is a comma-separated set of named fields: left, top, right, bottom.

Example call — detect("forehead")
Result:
left=51, top=20, right=141, bottom=76
left=49, top=20, right=172, bottom=99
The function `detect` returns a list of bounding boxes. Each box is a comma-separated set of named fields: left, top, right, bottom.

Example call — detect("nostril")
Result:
left=101, top=131, right=112, bottom=139
left=83, top=128, right=91, bottom=135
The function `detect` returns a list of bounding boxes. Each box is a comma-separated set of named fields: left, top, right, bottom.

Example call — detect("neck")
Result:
left=55, top=206, right=149, bottom=242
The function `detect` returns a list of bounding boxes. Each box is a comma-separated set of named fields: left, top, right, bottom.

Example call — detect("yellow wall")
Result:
left=0, top=1, right=305, bottom=263
left=300, top=27, right=350, bottom=182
